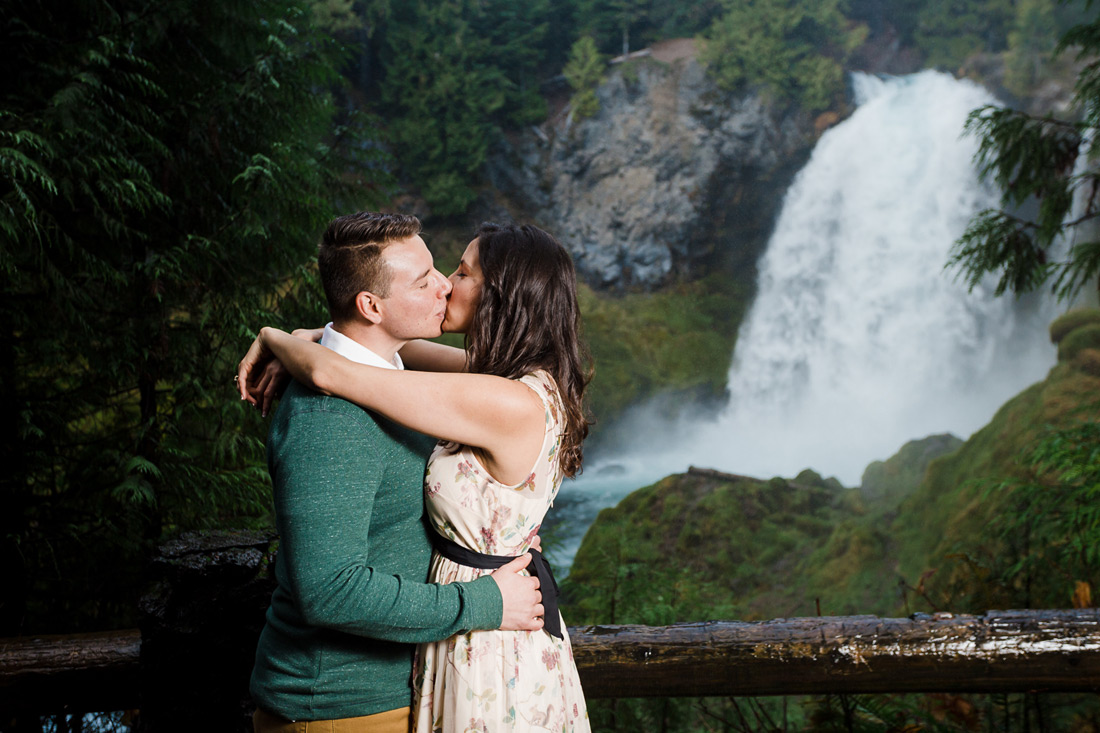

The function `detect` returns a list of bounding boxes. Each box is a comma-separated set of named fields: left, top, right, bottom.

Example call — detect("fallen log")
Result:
left=3, top=610, right=1099, bottom=716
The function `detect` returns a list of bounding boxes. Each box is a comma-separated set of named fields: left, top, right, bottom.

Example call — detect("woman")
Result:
left=239, top=223, right=591, bottom=732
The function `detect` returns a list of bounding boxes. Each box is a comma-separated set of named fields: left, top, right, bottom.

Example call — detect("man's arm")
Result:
left=271, top=405, right=541, bottom=642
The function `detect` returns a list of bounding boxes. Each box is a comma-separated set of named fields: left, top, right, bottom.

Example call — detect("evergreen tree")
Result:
left=1005, top=0, right=1061, bottom=94
left=0, top=0, right=379, bottom=632
left=912, top=0, right=1014, bottom=68
left=470, top=0, right=553, bottom=127
left=564, top=36, right=606, bottom=120
left=378, top=0, right=552, bottom=216
left=311, top=0, right=392, bottom=92
left=576, top=0, right=649, bottom=56
left=575, top=0, right=722, bottom=53
left=700, top=0, right=866, bottom=113
left=983, top=421, right=1100, bottom=609
left=646, top=0, right=723, bottom=40
left=949, top=7, right=1100, bottom=302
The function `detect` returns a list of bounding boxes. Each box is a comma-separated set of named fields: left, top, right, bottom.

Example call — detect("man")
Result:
left=245, top=212, right=543, bottom=733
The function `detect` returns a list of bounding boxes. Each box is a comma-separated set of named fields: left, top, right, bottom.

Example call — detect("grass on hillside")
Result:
left=577, top=275, right=750, bottom=441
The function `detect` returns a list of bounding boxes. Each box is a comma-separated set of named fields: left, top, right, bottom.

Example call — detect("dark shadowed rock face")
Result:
left=487, top=50, right=821, bottom=290
left=138, top=530, right=277, bottom=733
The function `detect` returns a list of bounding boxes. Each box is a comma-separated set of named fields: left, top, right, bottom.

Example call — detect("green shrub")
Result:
left=1049, top=307, right=1100, bottom=344
left=1057, top=322, right=1100, bottom=362
left=564, top=36, right=605, bottom=121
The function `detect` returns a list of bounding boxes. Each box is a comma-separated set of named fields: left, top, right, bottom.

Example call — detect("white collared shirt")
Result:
left=320, top=323, right=404, bottom=370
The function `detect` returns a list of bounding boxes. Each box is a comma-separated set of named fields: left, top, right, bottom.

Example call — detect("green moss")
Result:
left=1072, top=347, right=1100, bottom=376
left=619, top=59, right=641, bottom=86
left=1057, top=322, right=1100, bottom=362
left=859, top=433, right=964, bottom=509
left=563, top=469, right=898, bottom=625
left=1048, top=307, right=1100, bottom=344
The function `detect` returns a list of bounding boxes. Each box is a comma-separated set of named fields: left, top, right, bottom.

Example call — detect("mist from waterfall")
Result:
left=549, top=71, right=1059, bottom=570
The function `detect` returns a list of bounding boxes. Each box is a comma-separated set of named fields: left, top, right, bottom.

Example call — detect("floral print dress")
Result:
left=413, top=371, right=590, bottom=733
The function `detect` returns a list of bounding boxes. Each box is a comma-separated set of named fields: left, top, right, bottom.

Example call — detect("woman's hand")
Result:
left=237, top=327, right=324, bottom=416
left=248, top=359, right=288, bottom=417
left=237, top=329, right=278, bottom=412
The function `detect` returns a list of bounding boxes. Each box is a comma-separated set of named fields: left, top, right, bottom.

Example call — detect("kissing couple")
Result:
left=237, top=212, right=592, bottom=732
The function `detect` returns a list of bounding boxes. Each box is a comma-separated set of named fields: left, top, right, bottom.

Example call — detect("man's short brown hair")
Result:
left=317, top=212, right=422, bottom=322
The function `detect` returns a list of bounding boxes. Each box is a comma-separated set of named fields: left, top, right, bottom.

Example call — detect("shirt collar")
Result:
left=320, top=323, right=404, bottom=370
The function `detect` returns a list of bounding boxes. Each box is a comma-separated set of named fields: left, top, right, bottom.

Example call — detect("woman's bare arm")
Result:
left=238, top=328, right=544, bottom=482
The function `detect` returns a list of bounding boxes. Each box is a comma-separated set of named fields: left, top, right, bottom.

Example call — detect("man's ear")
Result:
left=354, top=291, right=384, bottom=325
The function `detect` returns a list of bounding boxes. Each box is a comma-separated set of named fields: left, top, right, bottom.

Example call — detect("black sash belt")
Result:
left=430, top=532, right=562, bottom=639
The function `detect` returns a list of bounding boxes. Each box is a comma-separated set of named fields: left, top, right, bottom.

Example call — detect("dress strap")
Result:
left=430, top=531, right=562, bottom=639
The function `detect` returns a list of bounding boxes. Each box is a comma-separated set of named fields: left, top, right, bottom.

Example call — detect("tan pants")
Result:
left=253, top=706, right=411, bottom=733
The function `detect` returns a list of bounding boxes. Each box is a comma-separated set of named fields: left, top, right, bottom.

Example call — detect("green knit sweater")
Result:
left=250, top=382, right=503, bottom=720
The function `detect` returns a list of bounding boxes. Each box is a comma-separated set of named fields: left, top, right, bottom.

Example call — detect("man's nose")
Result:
left=437, top=271, right=452, bottom=296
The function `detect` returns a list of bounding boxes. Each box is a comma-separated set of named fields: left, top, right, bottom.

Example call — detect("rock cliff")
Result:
left=486, top=41, right=821, bottom=290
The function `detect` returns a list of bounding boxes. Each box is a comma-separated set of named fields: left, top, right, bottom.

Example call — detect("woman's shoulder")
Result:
left=516, top=369, right=557, bottom=396
left=517, top=370, right=563, bottom=424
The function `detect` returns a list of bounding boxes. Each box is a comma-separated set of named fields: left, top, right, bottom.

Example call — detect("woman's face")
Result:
left=442, top=238, right=484, bottom=334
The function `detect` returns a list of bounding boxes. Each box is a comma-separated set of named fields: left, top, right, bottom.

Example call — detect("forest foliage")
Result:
left=701, top=0, right=868, bottom=113
left=949, top=0, right=1100, bottom=302
left=4, top=0, right=1098, bottom=647
left=1, top=0, right=377, bottom=633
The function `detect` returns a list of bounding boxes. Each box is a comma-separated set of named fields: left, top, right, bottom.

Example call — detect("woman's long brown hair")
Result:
left=464, top=223, right=591, bottom=477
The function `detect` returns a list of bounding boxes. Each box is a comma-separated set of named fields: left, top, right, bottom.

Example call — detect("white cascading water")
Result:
left=548, top=71, right=1058, bottom=572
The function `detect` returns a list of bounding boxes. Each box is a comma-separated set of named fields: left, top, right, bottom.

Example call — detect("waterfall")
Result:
left=693, top=70, right=1057, bottom=483
left=549, top=71, right=1058, bottom=571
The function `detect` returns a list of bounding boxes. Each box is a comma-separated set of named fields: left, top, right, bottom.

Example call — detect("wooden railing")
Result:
left=1, top=629, right=142, bottom=714
left=3, top=610, right=1099, bottom=716
left=2, top=532, right=1098, bottom=726
left=573, top=611, right=1100, bottom=697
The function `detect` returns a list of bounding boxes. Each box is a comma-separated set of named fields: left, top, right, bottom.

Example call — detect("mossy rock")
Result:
left=859, top=433, right=963, bottom=508
left=1057, top=322, right=1100, bottom=362
left=563, top=467, right=899, bottom=623
left=1073, top=347, right=1100, bottom=377
left=1049, top=307, right=1100, bottom=344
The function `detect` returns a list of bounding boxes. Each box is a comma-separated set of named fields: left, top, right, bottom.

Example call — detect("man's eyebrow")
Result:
left=415, top=268, right=432, bottom=282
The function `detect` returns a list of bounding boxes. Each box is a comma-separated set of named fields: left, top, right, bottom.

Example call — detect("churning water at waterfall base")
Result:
left=546, top=71, right=1060, bottom=575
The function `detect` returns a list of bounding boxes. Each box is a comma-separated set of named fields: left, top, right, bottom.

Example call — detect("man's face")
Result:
left=374, top=234, right=452, bottom=340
